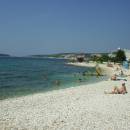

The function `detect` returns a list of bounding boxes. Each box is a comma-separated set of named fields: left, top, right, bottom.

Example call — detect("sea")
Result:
left=0, top=57, right=104, bottom=100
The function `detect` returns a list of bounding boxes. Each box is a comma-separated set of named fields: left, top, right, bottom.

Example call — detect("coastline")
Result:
left=67, top=62, right=115, bottom=76
left=0, top=63, right=130, bottom=130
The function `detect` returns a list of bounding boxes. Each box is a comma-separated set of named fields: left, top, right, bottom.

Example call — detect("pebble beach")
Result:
left=0, top=63, right=130, bottom=130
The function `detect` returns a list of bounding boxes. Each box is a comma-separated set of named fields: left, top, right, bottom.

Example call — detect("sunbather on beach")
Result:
left=120, top=70, right=124, bottom=76
left=111, top=74, right=117, bottom=80
left=111, top=74, right=127, bottom=81
left=104, top=83, right=127, bottom=94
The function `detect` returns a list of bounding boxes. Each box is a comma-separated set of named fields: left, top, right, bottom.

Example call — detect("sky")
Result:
left=0, top=0, right=130, bottom=56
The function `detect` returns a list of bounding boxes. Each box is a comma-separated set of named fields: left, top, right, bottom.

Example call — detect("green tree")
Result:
left=115, top=49, right=126, bottom=62
left=100, top=54, right=109, bottom=62
left=90, top=54, right=110, bottom=63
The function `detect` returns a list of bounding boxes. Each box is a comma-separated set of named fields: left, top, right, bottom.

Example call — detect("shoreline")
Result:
left=67, top=62, right=115, bottom=76
left=0, top=62, right=130, bottom=130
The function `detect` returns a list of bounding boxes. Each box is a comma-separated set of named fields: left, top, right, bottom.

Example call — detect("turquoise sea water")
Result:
left=0, top=57, right=103, bottom=100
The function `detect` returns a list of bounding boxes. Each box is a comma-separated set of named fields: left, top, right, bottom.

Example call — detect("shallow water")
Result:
left=0, top=57, right=103, bottom=100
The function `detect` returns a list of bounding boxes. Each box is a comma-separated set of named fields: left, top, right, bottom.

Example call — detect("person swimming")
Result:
left=53, top=80, right=61, bottom=86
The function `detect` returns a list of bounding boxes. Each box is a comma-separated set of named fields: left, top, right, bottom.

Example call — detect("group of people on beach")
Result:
left=105, top=68, right=128, bottom=94
left=105, top=82, right=127, bottom=94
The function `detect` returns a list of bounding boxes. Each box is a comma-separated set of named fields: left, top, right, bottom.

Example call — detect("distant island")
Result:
left=0, top=53, right=10, bottom=57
